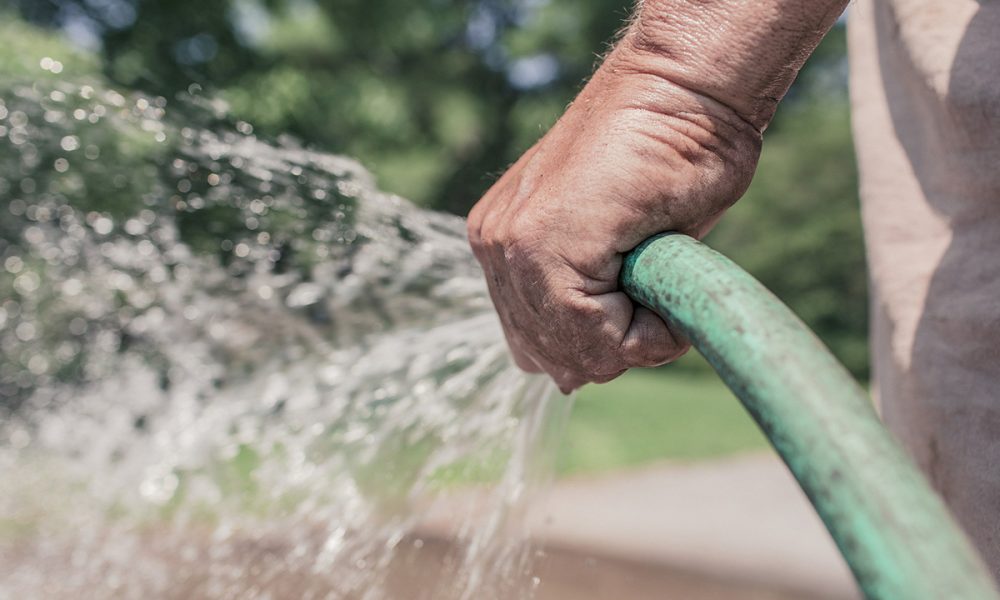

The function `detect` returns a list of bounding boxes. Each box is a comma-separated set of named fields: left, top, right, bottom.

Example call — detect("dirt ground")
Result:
left=0, top=533, right=836, bottom=600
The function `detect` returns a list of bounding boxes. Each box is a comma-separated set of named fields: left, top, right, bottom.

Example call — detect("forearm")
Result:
left=609, top=0, right=849, bottom=130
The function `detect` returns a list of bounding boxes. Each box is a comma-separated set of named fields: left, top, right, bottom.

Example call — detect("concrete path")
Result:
left=529, top=453, right=859, bottom=598
left=419, top=452, right=860, bottom=599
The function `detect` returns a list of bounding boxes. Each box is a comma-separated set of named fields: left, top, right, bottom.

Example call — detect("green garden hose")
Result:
left=620, top=233, right=998, bottom=599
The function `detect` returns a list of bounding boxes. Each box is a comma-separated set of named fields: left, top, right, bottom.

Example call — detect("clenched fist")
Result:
left=468, top=41, right=763, bottom=393
left=469, top=0, right=847, bottom=392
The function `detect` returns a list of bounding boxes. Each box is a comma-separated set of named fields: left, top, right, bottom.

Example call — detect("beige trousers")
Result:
left=849, top=0, right=1000, bottom=576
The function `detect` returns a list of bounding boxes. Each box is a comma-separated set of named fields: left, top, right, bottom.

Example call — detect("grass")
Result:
left=557, top=355, right=770, bottom=476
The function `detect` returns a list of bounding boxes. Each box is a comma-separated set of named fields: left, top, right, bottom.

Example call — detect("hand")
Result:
left=467, top=44, right=763, bottom=393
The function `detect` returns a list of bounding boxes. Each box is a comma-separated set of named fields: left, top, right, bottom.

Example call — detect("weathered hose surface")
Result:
left=620, top=233, right=999, bottom=600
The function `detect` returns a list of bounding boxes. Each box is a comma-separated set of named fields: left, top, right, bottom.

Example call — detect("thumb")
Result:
left=620, top=305, right=689, bottom=367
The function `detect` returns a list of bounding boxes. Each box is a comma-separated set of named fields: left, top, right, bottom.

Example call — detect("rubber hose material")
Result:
left=621, top=233, right=998, bottom=600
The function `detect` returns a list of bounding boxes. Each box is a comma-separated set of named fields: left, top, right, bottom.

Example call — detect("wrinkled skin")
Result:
left=467, top=43, right=763, bottom=393
left=469, top=0, right=848, bottom=393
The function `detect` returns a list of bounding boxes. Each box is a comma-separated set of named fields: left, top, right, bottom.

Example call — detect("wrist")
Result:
left=559, top=59, right=763, bottom=241
left=609, top=0, right=848, bottom=130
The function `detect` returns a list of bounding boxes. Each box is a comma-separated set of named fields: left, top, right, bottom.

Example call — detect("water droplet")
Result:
left=15, top=322, right=36, bottom=341
left=68, top=318, right=88, bottom=335
left=9, top=110, right=28, bottom=127
left=4, top=256, right=24, bottom=274
left=27, top=354, right=49, bottom=375
left=106, top=91, right=126, bottom=107
left=93, top=216, right=114, bottom=235
left=60, top=135, right=80, bottom=152
left=9, top=428, right=30, bottom=450
left=13, top=272, right=40, bottom=294
left=62, top=279, right=83, bottom=296
left=23, top=226, right=44, bottom=244
left=124, top=219, right=146, bottom=236
left=137, top=240, right=156, bottom=256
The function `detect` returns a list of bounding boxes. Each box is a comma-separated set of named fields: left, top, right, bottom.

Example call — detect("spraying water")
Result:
left=0, top=68, right=568, bottom=599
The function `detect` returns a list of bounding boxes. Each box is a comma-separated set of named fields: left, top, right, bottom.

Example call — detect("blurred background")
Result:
left=2, top=0, right=866, bottom=476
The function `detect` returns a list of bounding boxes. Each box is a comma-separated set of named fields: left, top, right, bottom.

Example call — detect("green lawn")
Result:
left=557, top=356, right=770, bottom=475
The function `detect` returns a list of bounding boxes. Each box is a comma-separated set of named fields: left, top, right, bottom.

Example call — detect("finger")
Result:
left=503, top=330, right=545, bottom=373
left=489, top=291, right=545, bottom=374
left=474, top=238, right=543, bottom=374
left=510, top=346, right=545, bottom=373
left=518, top=350, right=588, bottom=395
left=553, top=371, right=587, bottom=395
left=468, top=144, right=542, bottom=237
left=571, top=291, right=634, bottom=377
left=620, top=306, right=690, bottom=367
left=591, top=369, right=627, bottom=385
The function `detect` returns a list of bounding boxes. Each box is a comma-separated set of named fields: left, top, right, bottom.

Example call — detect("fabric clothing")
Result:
left=849, top=0, right=1000, bottom=576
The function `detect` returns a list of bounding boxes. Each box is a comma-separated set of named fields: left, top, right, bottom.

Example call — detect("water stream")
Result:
left=0, top=71, right=567, bottom=599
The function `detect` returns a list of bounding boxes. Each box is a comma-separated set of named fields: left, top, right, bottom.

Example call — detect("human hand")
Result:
left=467, top=43, right=763, bottom=393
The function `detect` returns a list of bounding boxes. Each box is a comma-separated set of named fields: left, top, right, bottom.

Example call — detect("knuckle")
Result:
left=502, top=211, right=551, bottom=259
left=505, top=210, right=542, bottom=239
left=467, top=207, right=493, bottom=261
left=501, top=231, right=537, bottom=266
left=472, top=215, right=511, bottom=263
left=569, top=298, right=605, bottom=325
left=467, top=216, right=483, bottom=249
